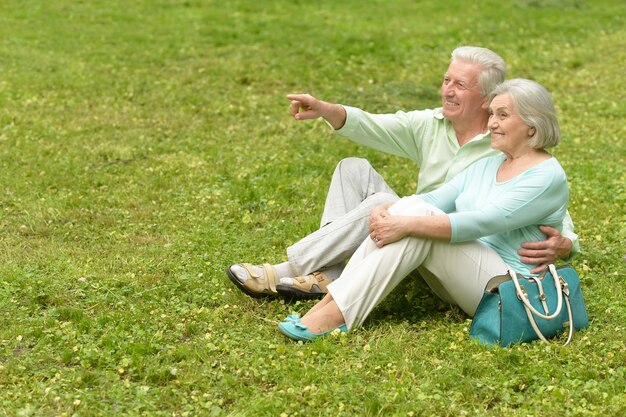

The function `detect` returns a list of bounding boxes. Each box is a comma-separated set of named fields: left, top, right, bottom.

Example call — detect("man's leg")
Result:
left=277, top=158, right=398, bottom=298
left=286, top=157, right=398, bottom=276
left=318, top=157, right=399, bottom=228
left=228, top=158, right=398, bottom=299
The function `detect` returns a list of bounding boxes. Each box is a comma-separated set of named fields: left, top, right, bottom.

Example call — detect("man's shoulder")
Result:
left=400, top=107, right=446, bottom=132
left=404, top=107, right=444, bottom=119
left=465, top=154, right=503, bottom=172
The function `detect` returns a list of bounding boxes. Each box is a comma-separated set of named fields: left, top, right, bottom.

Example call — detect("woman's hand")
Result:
left=369, top=214, right=411, bottom=247
left=369, top=203, right=391, bottom=225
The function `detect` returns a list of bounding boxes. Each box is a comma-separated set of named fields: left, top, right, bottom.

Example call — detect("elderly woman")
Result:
left=278, top=79, right=569, bottom=341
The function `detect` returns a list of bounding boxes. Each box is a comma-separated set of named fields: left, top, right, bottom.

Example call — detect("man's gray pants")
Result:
left=286, top=157, right=400, bottom=278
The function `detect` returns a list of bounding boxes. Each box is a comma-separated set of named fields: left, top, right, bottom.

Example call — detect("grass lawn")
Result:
left=0, top=0, right=625, bottom=415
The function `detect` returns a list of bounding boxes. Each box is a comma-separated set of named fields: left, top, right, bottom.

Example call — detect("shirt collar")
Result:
left=435, top=107, right=490, bottom=142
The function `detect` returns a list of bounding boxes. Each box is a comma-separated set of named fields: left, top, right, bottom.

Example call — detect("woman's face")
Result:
left=488, top=94, right=534, bottom=155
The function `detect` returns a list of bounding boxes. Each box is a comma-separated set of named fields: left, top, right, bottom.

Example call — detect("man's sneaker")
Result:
left=276, top=271, right=331, bottom=300
left=226, top=263, right=279, bottom=298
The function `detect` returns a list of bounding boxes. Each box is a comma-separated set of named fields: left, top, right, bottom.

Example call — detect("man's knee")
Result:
left=335, top=157, right=372, bottom=177
left=365, top=192, right=398, bottom=207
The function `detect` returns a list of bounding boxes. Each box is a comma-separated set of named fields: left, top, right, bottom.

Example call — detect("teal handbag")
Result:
left=470, top=264, right=589, bottom=347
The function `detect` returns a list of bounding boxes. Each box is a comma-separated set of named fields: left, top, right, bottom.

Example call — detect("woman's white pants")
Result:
left=327, top=196, right=511, bottom=330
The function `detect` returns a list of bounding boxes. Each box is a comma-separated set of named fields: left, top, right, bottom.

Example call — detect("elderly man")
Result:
left=227, top=46, right=578, bottom=300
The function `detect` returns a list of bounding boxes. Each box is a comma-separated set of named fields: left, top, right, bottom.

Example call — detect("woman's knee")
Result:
left=390, top=196, right=442, bottom=216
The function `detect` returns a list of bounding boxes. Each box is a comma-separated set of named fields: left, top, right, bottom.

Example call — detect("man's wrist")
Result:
left=324, top=103, right=347, bottom=130
left=558, top=237, right=574, bottom=261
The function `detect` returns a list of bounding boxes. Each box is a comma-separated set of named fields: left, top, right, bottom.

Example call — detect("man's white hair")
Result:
left=451, top=46, right=506, bottom=96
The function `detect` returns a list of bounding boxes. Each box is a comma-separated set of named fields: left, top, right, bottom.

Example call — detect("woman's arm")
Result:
left=369, top=213, right=452, bottom=247
left=367, top=170, right=466, bottom=247
left=449, top=166, right=568, bottom=243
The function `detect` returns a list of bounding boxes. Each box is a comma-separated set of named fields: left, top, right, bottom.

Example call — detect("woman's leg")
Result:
left=417, top=240, right=510, bottom=317
left=307, top=197, right=510, bottom=331
left=325, top=236, right=510, bottom=330
left=301, top=197, right=441, bottom=331
left=299, top=298, right=345, bottom=334
left=302, top=293, right=334, bottom=318
left=327, top=232, right=435, bottom=329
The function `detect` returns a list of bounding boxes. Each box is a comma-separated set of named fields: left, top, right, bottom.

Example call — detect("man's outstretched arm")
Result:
left=287, top=93, right=347, bottom=130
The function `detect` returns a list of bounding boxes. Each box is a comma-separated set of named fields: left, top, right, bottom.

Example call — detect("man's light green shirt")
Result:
left=337, top=106, right=496, bottom=193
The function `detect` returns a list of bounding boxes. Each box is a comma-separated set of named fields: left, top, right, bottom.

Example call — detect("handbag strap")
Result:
left=533, top=276, right=550, bottom=314
left=523, top=291, right=575, bottom=346
left=510, top=264, right=563, bottom=320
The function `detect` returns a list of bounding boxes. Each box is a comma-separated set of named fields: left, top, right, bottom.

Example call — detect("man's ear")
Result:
left=480, top=96, right=489, bottom=110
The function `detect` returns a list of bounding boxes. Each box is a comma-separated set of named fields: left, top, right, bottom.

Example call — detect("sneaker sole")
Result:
left=276, top=284, right=326, bottom=301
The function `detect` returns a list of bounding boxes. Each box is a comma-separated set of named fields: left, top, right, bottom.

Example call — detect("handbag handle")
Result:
left=511, top=264, right=575, bottom=345
left=523, top=291, right=575, bottom=345
left=509, top=264, right=563, bottom=320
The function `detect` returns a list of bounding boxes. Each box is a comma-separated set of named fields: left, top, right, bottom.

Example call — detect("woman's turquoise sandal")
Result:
left=277, top=319, right=347, bottom=342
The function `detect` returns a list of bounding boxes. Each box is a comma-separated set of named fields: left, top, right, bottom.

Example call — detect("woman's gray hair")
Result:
left=451, top=46, right=506, bottom=96
left=489, top=78, right=560, bottom=149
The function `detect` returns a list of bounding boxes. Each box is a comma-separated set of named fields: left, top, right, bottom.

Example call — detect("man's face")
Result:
left=441, top=60, right=487, bottom=123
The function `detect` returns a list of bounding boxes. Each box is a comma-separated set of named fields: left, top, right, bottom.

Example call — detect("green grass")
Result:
left=0, top=0, right=625, bottom=415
